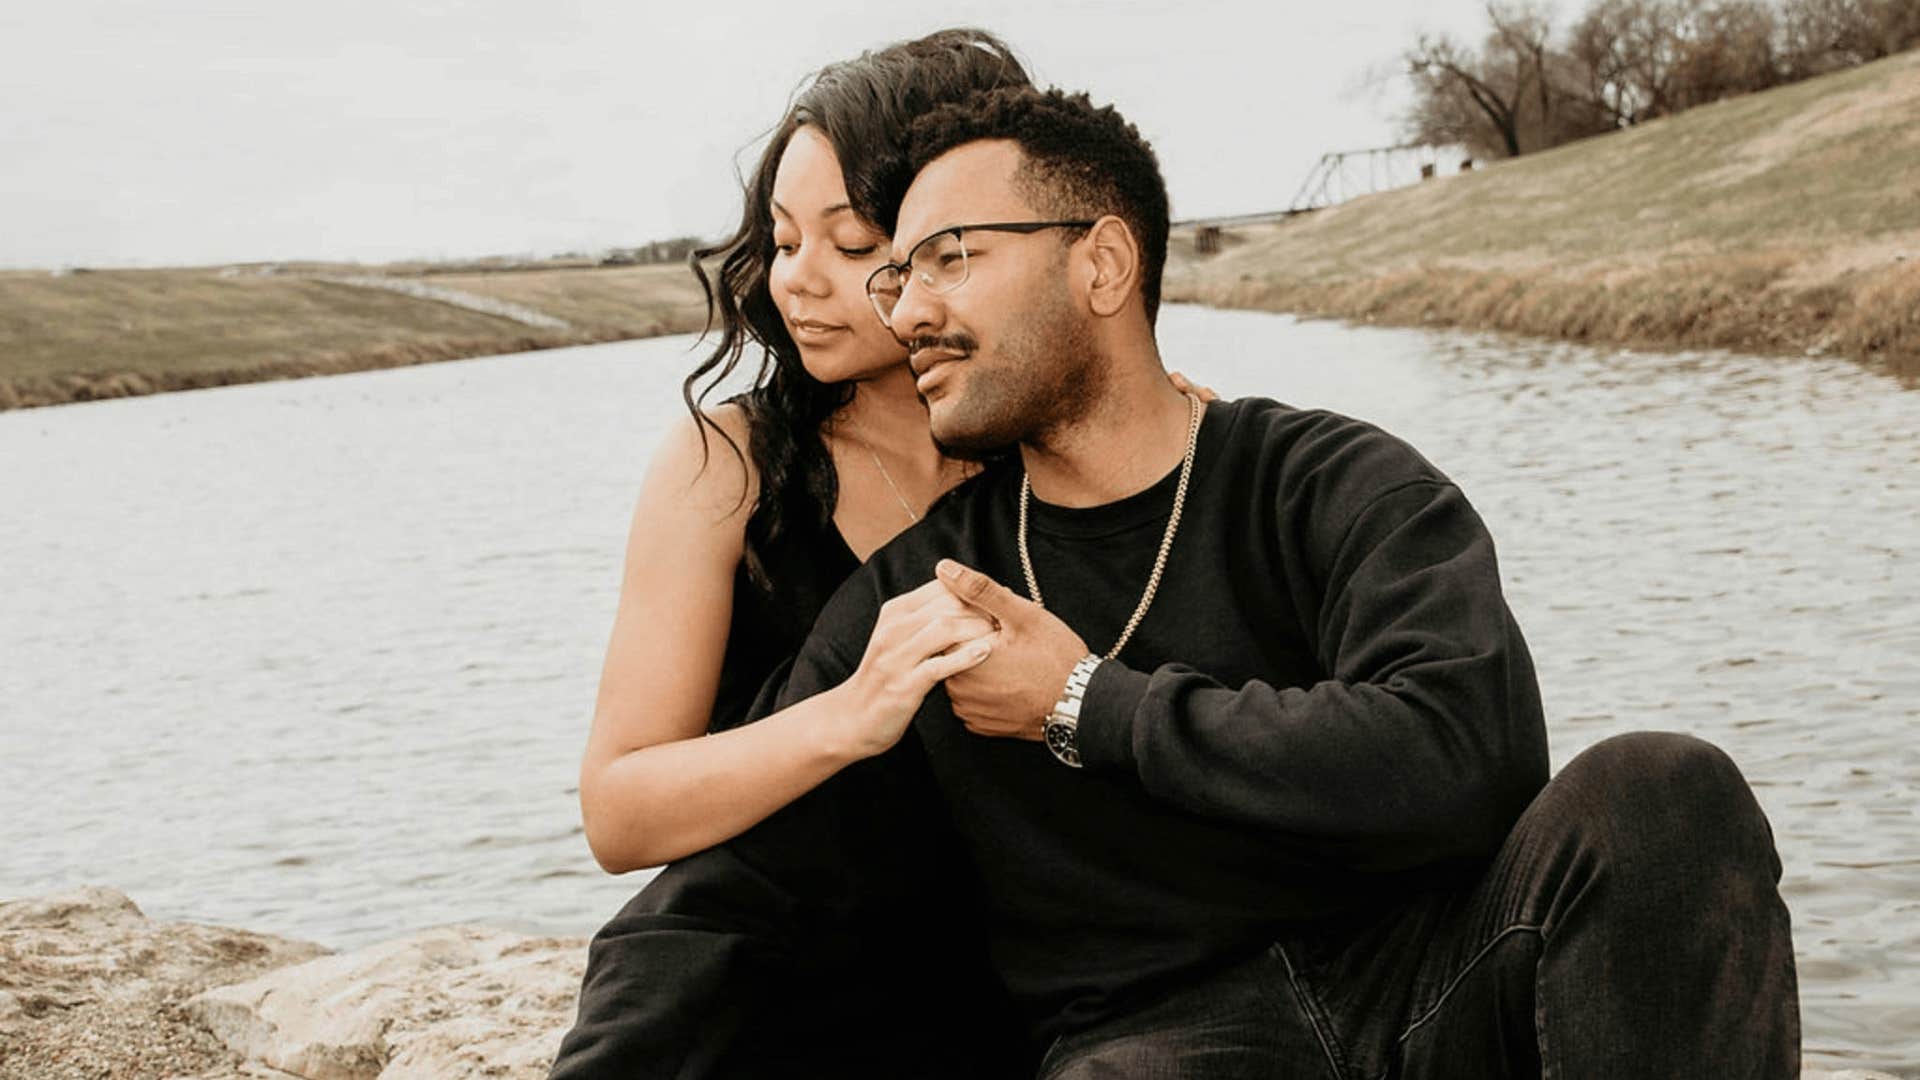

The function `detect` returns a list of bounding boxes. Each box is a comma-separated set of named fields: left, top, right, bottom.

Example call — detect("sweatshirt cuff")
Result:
left=1077, top=659, right=1151, bottom=774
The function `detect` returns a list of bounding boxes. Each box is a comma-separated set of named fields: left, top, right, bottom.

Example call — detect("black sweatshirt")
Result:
left=765, top=396, right=1551, bottom=1040
left=549, top=397, right=1550, bottom=1075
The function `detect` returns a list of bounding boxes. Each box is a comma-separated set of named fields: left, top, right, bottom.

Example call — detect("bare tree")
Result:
left=1674, top=0, right=1785, bottom=105
left=1568, top=0, right=1697, bottom=126
left=1399, top=0, right=1914, bottom=164
left=1780, top=0, right=1920, bottom=76
left=1870, top=0, right=1920, bottom=56
left=1489, top=3, right=1559, bottom=141
left=1404, top=2, right=1583, bottom=158
left=1405, top=32, right=1527, bottom=157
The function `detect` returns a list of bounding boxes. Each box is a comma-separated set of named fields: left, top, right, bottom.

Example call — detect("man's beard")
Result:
left=925, top=279, right=1104, bottom=458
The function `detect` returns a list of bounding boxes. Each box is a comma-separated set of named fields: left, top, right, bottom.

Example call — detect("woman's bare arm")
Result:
left=577, top=406, right=990, bottom=873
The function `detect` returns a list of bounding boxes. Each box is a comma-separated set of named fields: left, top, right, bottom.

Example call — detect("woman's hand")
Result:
left=840, top=578, right=996, bottom=758
left=1168, top=370, right=1219, bottom=403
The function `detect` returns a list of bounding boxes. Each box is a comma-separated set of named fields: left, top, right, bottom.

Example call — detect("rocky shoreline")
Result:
left=0, top=886, right=1900, bottom=1078
left=0, top=887, right=585, bottom=1079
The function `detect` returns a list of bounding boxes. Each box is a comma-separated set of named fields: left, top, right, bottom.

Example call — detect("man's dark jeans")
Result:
left=1036, top=731, right=1800, bottom=1079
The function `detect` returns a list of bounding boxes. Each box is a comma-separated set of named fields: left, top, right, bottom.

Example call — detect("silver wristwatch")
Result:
left=1042, top=654, right=1103, bottom=769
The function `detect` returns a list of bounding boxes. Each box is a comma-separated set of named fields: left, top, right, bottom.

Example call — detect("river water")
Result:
left=2, top=306, right=1914, bottom=1072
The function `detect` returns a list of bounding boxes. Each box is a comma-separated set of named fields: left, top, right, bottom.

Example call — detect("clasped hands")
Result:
left=933, top=559, right=1090, bottom=741
left=851, top=558, right=1086, bottom=747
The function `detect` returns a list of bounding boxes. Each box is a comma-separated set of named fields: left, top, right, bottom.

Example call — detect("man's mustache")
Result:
left=906, top=333, right=976, bottom=367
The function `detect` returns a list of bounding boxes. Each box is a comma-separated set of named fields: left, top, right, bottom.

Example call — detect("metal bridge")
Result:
left=1175, top=142, right=1471, bottom=243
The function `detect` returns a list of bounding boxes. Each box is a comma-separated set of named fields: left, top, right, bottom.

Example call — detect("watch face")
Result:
left=1044, top=721, right=1081, bottom=767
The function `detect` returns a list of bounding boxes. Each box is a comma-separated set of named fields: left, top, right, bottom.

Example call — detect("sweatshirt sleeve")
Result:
left=1073, top=478, right=1550, bottom=872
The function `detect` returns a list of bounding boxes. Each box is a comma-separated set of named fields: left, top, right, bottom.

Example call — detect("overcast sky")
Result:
left=0, top=0, right=1493, bottom=269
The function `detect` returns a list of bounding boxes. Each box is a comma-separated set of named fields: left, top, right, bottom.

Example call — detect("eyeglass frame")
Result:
left=864, top=219, right=1097, bottom=327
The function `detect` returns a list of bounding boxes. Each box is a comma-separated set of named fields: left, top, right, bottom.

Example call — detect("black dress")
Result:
left=549, top=430, right=1033, bottom=1078
left=705, top=502, right=857, bottom=737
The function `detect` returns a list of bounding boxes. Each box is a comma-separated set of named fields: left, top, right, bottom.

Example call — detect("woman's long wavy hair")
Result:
left=684, top=28, right=1030, bottom=591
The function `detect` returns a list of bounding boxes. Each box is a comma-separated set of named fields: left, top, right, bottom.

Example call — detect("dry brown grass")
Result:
left=1180, top=258, right=1920, bottom=370
left=0, top=263, right=708, bottom=410
left=1166, top=50, right=1920, bottom=381
left=429, top=264, right=707, bottom=335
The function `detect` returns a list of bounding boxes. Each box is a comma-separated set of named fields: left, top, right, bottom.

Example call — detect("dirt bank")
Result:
left=0, top=263, right=707, bottom=411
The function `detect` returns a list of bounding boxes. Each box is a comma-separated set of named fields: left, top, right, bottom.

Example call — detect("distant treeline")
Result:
left=600, top=235, right=706, bottom=267
left=1404, top=0, right=1919, bottom=158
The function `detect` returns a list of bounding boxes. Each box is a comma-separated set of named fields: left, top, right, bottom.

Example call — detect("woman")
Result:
left=552, top=31, right=1044, bottom=1078
left=575, top=28, right=1031, bottom=877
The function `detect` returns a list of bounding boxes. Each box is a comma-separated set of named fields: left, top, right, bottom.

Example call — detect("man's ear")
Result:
left=1080, top=215, right=1140, bottom=318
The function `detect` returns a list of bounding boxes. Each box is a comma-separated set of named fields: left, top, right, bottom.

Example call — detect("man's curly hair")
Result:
left=903, top=86, right=1170, bottom=326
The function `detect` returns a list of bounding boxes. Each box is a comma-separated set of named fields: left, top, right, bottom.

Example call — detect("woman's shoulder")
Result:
left=645, top=401, right=761, bottom=530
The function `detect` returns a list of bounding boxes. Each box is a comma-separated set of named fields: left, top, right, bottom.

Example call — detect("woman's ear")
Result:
left=1081, top=215, right=1140, bottom=318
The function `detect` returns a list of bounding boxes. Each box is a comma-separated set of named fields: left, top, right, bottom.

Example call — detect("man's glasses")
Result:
left=864, top=220, right=1096, bottom=328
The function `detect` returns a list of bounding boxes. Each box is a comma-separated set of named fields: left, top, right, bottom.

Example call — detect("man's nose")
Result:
left=888, top=274, right=943, bottom=342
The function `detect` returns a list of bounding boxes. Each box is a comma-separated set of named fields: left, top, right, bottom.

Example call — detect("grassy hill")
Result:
left=0, top=262, right=707, bottom=409
left=1165, top=49, right=1920, bottom=380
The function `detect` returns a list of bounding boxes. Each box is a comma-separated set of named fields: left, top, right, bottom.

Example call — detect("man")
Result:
left=553, top=87, right=1799, bottom=1078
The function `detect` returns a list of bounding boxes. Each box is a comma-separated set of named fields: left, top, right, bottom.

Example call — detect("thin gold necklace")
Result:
left=1017, top=393, right=1202, bottom=660
left=863, top=441, right=920, bottom=524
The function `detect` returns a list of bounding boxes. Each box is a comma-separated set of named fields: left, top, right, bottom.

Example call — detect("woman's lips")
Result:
left=788, top=318, right=847, bottom=344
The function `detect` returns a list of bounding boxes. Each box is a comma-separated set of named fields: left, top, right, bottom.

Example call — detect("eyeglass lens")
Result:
left=869, top=230, right=969, bottom=327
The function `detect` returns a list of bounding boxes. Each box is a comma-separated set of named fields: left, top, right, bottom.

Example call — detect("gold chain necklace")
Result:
left=862, top=441, right=920, bottom=524
left=1017, top=393, right=1202, bottom=660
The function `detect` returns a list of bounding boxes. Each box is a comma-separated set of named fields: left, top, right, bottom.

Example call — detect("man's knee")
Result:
left=1557, top=731, right=1780, bottom=882
left=1567, top=730, right=1740, bottom=792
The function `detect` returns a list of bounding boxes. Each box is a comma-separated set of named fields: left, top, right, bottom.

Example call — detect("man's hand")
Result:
left=935, top=559, right=1090, bottom=741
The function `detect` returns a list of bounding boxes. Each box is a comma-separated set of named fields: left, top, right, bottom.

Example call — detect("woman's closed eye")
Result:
left=770, top=236, right=875, bottom=259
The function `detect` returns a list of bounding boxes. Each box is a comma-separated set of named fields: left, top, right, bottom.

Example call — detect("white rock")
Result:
left=0, top=885, right=330, bottom=1077
left=186, top=923, right=588, bottom=1079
